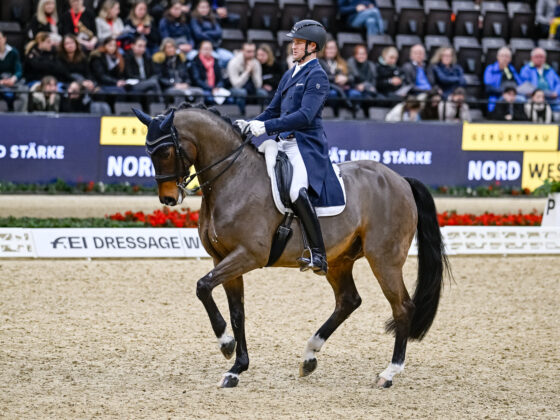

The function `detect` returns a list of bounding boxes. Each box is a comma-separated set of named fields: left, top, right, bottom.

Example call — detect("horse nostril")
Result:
left=162, top=196, right=177, bottom=206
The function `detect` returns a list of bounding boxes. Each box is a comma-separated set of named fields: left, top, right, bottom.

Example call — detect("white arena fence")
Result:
left=1, top=227, right=560, bottom=258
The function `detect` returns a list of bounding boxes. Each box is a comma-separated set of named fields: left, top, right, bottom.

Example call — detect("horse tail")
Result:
left=404, top=177, right=450, bottom=341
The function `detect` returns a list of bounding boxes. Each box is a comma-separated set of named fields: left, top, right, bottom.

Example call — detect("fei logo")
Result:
left=51, top=236, right=88, bottom=249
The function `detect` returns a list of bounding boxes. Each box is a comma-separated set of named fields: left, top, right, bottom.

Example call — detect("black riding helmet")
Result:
left=286, top=19, right=327, bottom=62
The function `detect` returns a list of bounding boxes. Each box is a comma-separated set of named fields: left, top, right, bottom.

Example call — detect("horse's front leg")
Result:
left=196, top=247, right=257, bottom=387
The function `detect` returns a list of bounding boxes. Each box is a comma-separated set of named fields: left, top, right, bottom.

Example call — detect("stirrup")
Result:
left=297, top=247, right=328, bottom=276
left=297, top=247, right=313, bottom=272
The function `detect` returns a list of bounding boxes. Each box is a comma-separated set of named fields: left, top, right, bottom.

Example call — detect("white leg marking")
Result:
left=303, top=335, right=325, bottom=361
left=379, top=362, right=405, bottom=381
left=218, top=331, right=234, bottom=346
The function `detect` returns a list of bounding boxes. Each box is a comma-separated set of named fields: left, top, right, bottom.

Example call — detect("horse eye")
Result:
left=156, top=148, right=172, bottom=159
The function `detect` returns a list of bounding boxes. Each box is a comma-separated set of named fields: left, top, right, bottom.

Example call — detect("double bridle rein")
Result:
left=147, top=124, right=253, bottom=195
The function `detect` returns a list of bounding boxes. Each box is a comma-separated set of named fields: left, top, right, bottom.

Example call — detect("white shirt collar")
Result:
left=292, top=58, right=315, bottom=77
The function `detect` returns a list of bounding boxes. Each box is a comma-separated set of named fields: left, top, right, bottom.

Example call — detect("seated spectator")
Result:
left=226, top=42, right=267, bottom=115
left=0, top=31, right=27, bottom=112
left=159, top=0, right=195, bottom=57
left=519, top=48, right=560, bottom=105
left=89, top=36, right=127, bottom=101
left=190, top=0, right=233, bottom=67
left=96, top=0, right=125, bottom=42
left=190, top=40, right=231, bottom=106
left=438, top=87, right=471, bottom=122
left=58, top=34, right=96, bottom=92
left=24, top=32, right=71, bottom=84
left=483, top=46, right=522, bottom=112
left=60, top=80, right=92, bottom=112
left=319, top=39, right=358, bottom=116
left=401, top=44, right=432, bottom=94
left=153, top=37, right=203, bottom=103
left=537, top=0, right=556, bottom=38
left=123, top=0, right=159, bottom=55
left=428, top=46, right=466, bottom=98
left=60, top=0, right=98, bottom=52
left=28, top=0, right=62, bottom=45
left=209, top=0, right=241, bottom=28
left=549, top=0, right=560, bottom=38
left=338, top=0, right=384, bottom=36
left=30, top=75, right=60, bottom=112
left=284, top=43, right=295, bottom=71
left=385, top=95, right=421, bottom=121
left=347, top=44, right=377, bottom=117
left=489, top=86, right=528, bottom=121
left=124, top=35, right=162, bottom=112
left=376, top=46, right=408, bottom=99
left=256, top=44, right=282, bottom=94
left=525, top=89, right=553, bottom=123
left=419, top=88, right=442, bottom=120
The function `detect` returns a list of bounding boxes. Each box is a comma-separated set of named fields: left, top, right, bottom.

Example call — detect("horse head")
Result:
left=133, top=108, right=194, bottom=206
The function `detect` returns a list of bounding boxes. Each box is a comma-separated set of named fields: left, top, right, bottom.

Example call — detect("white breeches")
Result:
left=278, top=139, right=309, bottom=202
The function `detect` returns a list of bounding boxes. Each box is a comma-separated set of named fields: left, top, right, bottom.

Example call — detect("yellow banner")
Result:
left=522, top=151, right=560, bottom=190
left=462, top=122, right=558, bottom=151
left=99, top=116, right=147, bottom=145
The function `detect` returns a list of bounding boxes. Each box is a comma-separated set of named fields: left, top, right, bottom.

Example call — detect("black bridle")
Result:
left=147, top=124, right=253, bottom=195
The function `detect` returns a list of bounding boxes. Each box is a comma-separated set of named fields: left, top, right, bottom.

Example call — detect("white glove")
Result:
left=234, top=119, right=249, bottom=133
left=249, top=120, right=266, bottom=137
left=257, top=139, right=278, bottom=179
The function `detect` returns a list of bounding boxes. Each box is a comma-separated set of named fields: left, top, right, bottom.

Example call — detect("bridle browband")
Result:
left=147, top=123, right=253, bottom=195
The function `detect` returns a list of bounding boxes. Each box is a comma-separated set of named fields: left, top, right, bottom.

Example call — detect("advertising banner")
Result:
left=462, top=122, right=559, bottom=151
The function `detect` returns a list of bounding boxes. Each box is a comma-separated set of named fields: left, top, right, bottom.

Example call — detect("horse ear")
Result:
left=132, top=108, right=152, bottom=126
left=159, top=109, right=175, bottom=132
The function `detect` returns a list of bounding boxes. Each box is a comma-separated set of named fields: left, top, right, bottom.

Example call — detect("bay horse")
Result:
left=133, top=105, right=449, bottom=389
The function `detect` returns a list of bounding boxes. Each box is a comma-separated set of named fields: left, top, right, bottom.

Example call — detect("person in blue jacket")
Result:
left=158, top=0, right=195, bottom=58
left=519, top=47, right=560, bottom=109
left=483, top=46, right=522, bottom=112
left=235, top=20, right=345, bottom=276
left=338, top=0, right=384, bottom=36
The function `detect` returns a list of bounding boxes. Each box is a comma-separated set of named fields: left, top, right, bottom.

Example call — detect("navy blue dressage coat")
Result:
left=255, top=58, right=345, bottom=207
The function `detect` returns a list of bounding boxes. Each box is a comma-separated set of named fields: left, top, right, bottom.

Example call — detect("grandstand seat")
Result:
left=507, top=2, right=535, bottom=38
left=277, top=31, right=292, bottom=61
left=0, top=0, right=32, bottom=26
left=452, top=1, right=480, bottom=37
left=308, top=0, right=338, bottom=33
left=481, top=2, right=508, bottom=39
left=367, top=34, right=394, bottom=62
left=214, top=104, right=243, bottom=118
left=395, top=34, right=422, bottom=65
left=337, top=32, right=365, bottom=59
left=247, top=29, right=276, bottom=52
left=454, top=36, right=482, bottom=75
left=115, top=102, right=143, bottom=116
left=538, top=39, right=560, bottom=73
left=0, top=21, right=24, bottom=53
left=424, top=0, right=452, bottom=37
left=149, top=102, right=166, bottom=116
left=278, top=0, right=309, bottom=30
left=469, top=108, right=484, bottom=121
left=226, top=0, right=250, bottom=31
left=481, top=37, right=506, bottom=69
left=396, top=0, right=425, bottom=36
left=377, top=0, right=396, bottom=36
left=510, top=38, right=535, bottom=71
left=249, top=0, right=279, bottom=32
left=221, top=29, right=245, bottom=53
left=424, top=35, right=451, bottom=60
left=367, top=106, right=391, bottom=120
left=463, top=73, right=482, bottom=100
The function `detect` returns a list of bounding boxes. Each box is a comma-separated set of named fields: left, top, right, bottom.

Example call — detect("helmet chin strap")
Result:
left=294, top=40, right=316, bottom=64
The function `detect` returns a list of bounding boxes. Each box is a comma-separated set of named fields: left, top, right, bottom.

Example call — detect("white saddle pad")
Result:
left=270, top=163, right=346, bottom=217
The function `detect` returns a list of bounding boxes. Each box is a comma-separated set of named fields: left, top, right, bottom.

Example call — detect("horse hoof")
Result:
left=375, top=376, right=393, bottom=388
left=217, top=373, right=239, bottom=388
left=220, top=337, right=236, bottom=360
left=299, top=358, right=317, bottom=377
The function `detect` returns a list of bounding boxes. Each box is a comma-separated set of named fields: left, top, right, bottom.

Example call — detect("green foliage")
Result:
left=0, top=217, right=146, bottom=228
left=532, top=179, right=560, bottom=197
left=0, top=179, right=158, bottom=195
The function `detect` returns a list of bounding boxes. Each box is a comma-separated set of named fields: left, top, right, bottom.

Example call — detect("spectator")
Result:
left=489, top=86, right=528, bottom=121
left=89, top=36, right=127, bottom=101
left=96, top=0, right=125, bottom=42
left=227, top=42, right=267, bottom=114
left=376, top=46, right=408, bottom=99
left=60, top=0, right=98, bottom=52
left=401, top=44, right=432, bottom=94
left=123, top=0, right=159, bottom=55
left=319, top=39, right=358, bottom=116
left=536, top=0, right=557, bottom=39
left=28, top=0, right=62, bottom=45
left=285, top=43, right=295, bottom=71
left=209, top=0, right=241, bottom=27
left=24, top=32, right=71, bottom=84
left=549, top=0, right=560, bottom=38
left=256, top=44, right=282, bottom=93
left=525, top=89, right=553, bottom=123
left=385, top=95, right=421, bottom=121
left=347, top=44, right=377, bottom=117
left=0, top=31, right=27, bottom=112
left=158, top=0, right=195, bottom=57
left=58, top=34, right=96, bottom=92
left=483, top=46, right=522, bottom=112
left=419, top=88, right=441, bottom=120
left=153, top=37, right=203, bottom=103
left=124, top=35, right=162, bottom=112
left=30, top=75, right=60, bottom=112
left=190, top=0, right=233, bottom=67
left=428, top=46, right=466, bottom=98
left=60, top=80, right=92, bottom=112
left=338, top=0, right=384, bottom=36
left=438, top=87, right=471, bottom=122
left=190, top=40, right=231, bottom=106
left=519, top=48, right=560, bottom=104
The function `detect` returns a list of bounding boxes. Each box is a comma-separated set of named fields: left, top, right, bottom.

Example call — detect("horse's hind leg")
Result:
left=299, top=260, right=362, bottom=377
left=368, top=259, right=414, bottom=388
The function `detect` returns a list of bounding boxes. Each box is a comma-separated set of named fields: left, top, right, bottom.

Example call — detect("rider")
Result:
left=235, top=20, right=345, bottom=276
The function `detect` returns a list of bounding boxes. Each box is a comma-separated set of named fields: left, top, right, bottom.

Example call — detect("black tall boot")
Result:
left=292, top=188, right=328, bottom=276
